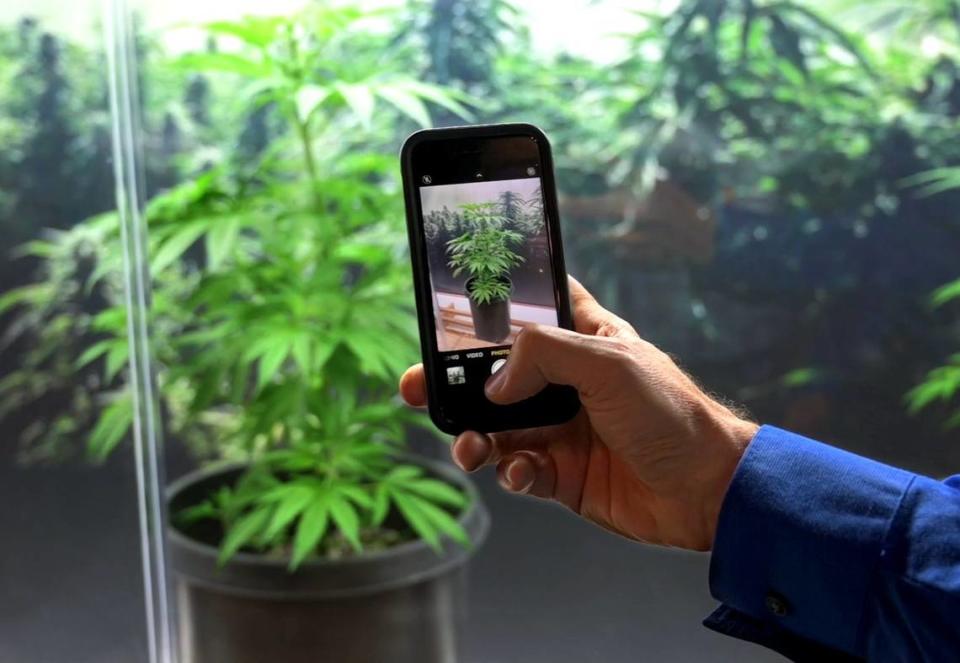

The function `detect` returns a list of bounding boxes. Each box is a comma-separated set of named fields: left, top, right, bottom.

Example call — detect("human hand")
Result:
left=399, top=277, right=758, bottom=551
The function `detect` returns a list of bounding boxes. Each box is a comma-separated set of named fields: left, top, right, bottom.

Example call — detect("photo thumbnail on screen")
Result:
left=420, top=177, right=559, bottom=353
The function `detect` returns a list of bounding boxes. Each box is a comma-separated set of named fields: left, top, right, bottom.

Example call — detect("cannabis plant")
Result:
left=446, top=202, right=524, bottom=305
left=1, top=8, right=475, bottom=568
left=906, top=167, right=960, bottom=429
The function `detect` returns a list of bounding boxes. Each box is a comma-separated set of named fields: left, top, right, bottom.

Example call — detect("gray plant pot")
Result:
left=167, top=457, right=490, bottom=663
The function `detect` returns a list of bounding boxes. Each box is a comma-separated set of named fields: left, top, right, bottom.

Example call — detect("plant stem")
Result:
left=285, top=23, right=321, bottom=205
left=295, top=116, right=321, bottom=198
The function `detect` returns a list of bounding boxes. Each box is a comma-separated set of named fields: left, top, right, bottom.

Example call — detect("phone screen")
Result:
left=405, top=129, right=577, bottom=433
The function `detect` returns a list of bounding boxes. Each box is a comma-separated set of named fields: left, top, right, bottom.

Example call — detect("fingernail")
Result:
left=500, top=460, right=533, bottom=494
left=498, top=462, right=517, bottom=491
left=485, top=369, right=507, bottom=398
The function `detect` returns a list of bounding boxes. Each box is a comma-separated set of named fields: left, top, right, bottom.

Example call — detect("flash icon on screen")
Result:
left=421, top=175, right=432, bottom=184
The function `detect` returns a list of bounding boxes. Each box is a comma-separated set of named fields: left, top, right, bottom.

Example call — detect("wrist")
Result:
left=700, top=416, right=757, bottom=550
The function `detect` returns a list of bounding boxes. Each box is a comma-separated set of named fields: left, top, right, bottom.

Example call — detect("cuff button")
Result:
left=765, top=592, right=790, bottom=618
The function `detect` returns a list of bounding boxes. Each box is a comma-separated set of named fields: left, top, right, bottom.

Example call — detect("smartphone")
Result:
left=401, top=123, right=581, bottom=434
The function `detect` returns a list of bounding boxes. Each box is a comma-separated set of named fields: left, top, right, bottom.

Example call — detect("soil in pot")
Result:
left=465, top=276, right=512, bottom=343
left=167, top=458, right=489, bottom=663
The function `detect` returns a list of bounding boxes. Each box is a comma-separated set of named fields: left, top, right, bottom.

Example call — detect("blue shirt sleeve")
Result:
left=704, top=425, right=960, bottom=661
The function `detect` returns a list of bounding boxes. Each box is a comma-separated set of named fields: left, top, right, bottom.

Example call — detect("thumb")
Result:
left=484, top=324, right=618, bottom=405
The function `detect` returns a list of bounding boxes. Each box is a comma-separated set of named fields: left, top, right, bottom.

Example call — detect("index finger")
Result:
left=567, top=275, right=637, bottom=339
left=399, top=363, right=427, bottom=408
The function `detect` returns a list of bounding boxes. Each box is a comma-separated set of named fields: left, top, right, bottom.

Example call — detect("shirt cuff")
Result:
left=708, top=425, right=913, bottom=656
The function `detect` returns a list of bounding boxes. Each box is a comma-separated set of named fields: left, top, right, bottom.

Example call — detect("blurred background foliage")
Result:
left=2, top=0, right=960, bottom=475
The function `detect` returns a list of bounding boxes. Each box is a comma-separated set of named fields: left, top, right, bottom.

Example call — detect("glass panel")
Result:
left=34, top=0, right=956, bottom=661
left=0, top=2, right=166, bottom=662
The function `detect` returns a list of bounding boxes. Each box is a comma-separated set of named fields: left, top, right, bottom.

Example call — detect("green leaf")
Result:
left=376, top=83, right=431, bottom=128
left=257, top=341, right=290, bottom=391
left=780, top=367, right=822, bottom=388
left=87, top=393, right=134, bottom=461
left=290, top=496, right=330, bottom=569
left=943, top=409, right=960, bottom=430
left=175, top=52, right=269, bottom=78
left=75, top=340, right=112, bottom=369
left=176, top=501, right=218, bottom=526
left=92, top=307, right=128, bottom=333
left=371, top=485, right=390, bottom=527
left=904, top=167, right=960, bottom=198
left=206, top=217, right=241, bottom=270
left=392, top=491, right=440, bottom=550
left=0, top=283, right=53, bottom=315
left=906, top=365, right=960, bottom=414
left=263, top=485, right=314, bottom=541
left=261, top=449, right=317, bottom=472
left=404, top=492, right=470, bottom=547
left=151, top=221, right=207, bottom=274
left=105, top=343, right=130, bottom=383
left=328, top=494, right=362, bottom=552
left=399, top=81, right=474, bottom=121
left=931, top=279, right=960, bottom=308
left=337, top=484, right=374, bottom=510
left=290, top=332, right=311, bottom=375
left=11, top=239, right=57, bottom=259
left=387, top=464, right=423, bottom=481
left=404, top=479, right=467, bottom=509
left=334, top=82, right=375, bottom=128
left=204, top=17, right=283, bottom=47
left=218, top=506, right=272, bottom=566
left=296, top=84, right=332, bottom=123
left=768, top=14, right=808, bottom=80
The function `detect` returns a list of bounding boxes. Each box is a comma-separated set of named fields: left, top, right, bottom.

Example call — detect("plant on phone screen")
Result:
left=446, top=202, right=524, bottom=305
left=0, top=7, right=476, bottom=569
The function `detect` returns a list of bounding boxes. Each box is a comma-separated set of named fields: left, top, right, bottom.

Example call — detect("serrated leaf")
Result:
left=75, top=340, right=112, bottom=369
left=906, top=366, right=960, bottom=413
left=931, top=279, right=960, bottom=308
left=92, top=307, right=128, bottom=333
left=398, top=80, right=474, bottom=120
left=392, top=491, right=440, bottom=550
left=371, top=485, right=390, bottom=527
left=296, top=84, right=332, bottom=123
left=403, top=492, right=469, bottom=547
left=204, top=17, right=283, bottom=47
left=88, top=393, right=134, bottom=461
left=376, top=84, right=431, bottom=128
left=218, top=506, right=272, bottom=566
left=175, top=52, right=269, bottom=78
left=151, top=222, right=207, bottom=274
left=105, top=343, right=129, bottom=383
left=257, top=341, right=290, bottom=391
left=328, top=494, right=361, bottom=551
left=262, top=449, right=317, bottom=472
left=404, top=479, right=467, bottom=509
left=290, top=495, right=330, bottom=570
left=263, top=486, right=314, bottom=541
left=387, top=464, right=423, bottom=481
left=290, top=333, right=311, bottom=374
left=206, top=217, right=241, bottom=270
left=175, top=501, right=218, bottom=526
left=337, top=484, right=374, bottom=509
left=0, top=284, right=53, bottom=315
left=334, top=82, right=375, bottom=128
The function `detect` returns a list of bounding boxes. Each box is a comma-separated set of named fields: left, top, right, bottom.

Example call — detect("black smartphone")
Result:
left=401, top=123, right=581, bottom=434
